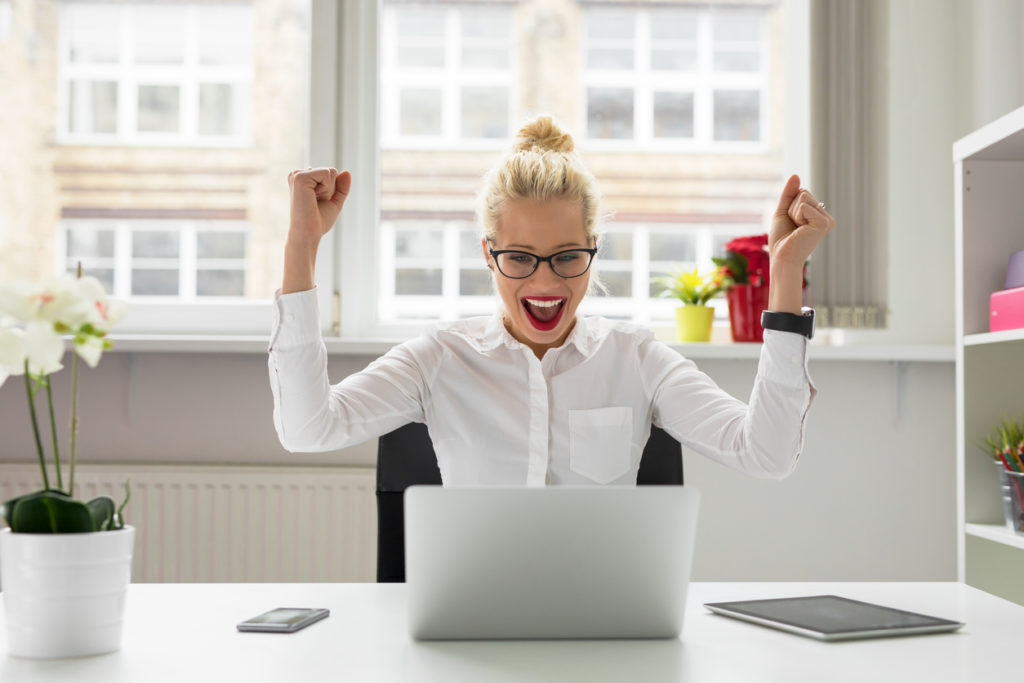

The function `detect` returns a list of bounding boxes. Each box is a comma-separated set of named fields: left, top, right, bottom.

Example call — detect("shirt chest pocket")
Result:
left=568, top=407, right=633, bottom=484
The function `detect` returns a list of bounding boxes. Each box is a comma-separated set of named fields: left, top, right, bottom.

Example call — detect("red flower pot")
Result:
left=727, top=284, right=770, bottom=342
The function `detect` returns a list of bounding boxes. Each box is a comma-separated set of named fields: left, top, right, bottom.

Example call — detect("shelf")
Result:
left=965, top=523, right=1024, bottom=551
left=964, top=329, right=1024, bottom=346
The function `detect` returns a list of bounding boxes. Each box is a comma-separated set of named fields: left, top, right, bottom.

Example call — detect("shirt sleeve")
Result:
left=267, top=288, right=440, bottom=453
left=640, top=329, right=817, bottom=479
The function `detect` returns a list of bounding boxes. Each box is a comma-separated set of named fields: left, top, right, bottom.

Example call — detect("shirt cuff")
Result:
left=269, top=287, right=322, bottom=351
left=757, top=328, right=810, bottom=388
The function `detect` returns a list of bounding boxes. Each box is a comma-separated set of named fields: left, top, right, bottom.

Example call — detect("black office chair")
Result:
left=375, top=422, right=684, bottom=583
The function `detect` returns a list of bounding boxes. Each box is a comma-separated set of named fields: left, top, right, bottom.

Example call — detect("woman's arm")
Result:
left=282, top=167, right=352, bottom=294
left=768, top=174, right=835, bottom=314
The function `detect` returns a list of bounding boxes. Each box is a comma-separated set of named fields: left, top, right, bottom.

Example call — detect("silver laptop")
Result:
left=404, top=485, right=700, bottom=640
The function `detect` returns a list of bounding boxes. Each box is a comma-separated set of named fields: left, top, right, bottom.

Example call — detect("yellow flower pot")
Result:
left=675, top=305, right=714, bottom=342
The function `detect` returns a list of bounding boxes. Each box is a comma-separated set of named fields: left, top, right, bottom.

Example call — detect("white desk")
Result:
left=2, top=582, right=1021, bottom=682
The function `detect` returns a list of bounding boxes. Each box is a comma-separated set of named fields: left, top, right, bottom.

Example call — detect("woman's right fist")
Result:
left=287, top=167, right=352, bottom=244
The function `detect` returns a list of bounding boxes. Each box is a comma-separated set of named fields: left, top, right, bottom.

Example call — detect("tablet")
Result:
left=703, top=595, right=964, bottom=641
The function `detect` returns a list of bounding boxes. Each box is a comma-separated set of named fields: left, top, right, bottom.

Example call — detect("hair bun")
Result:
left=513, top=115, right=575, bottom=154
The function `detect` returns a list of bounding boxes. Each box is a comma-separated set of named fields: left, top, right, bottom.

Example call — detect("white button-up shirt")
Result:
left=268, top=289, right=817, bottom=485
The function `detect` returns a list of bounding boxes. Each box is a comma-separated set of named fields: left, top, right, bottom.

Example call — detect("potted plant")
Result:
left=654, top=267, right=727, bottom=342
left=980, top=415, right=1024, bottom=536
left=0, top=269, right=133, bottom=659
left=713, top=235, right=809, bottom=343
left=712, top=234, right=772, bottom=342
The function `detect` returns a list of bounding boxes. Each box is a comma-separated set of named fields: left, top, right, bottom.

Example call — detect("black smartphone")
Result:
left=236, top=607, right=330, bottom=633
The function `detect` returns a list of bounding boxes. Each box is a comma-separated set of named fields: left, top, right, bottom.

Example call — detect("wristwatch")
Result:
left=760, top=307, right=815, bottom=339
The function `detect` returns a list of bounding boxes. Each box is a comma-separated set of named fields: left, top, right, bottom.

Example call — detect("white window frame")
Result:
left=379, top=3, right=515, bottom=151
left=58, top=219, right=250, bottom=300
left=56, top=1, right=253, bottom=148
left=580, top=6, right=770, bottom=153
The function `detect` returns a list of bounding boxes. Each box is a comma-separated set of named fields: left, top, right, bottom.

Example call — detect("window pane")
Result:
left=650, top=9, right=696, bottom=71
left=133, top=231, right=179, bottom=258
left=462, top=87, right=507, bottom=138
left=714, top=49, right=760, bottom=72
left=199, top=83, right=236, bottom=136
left=596, top=271, right=631, bottom=297
left=459, top=269, right=492, bottom=296
left=650, top=232, right=696, bottom=262
left=197, top=270, right=245, bottom=297
left=396, top=228, right=442, bottom=259
left=587, top=88, right=633, bottom=139
left=396, top=269, right=442, bottom=295
left=396, top=7, right=445, bottom=67
left=132, top=269, right=178, bottom=296
left=598, top=232, right=632, bottom=261
left=198, top=6, right=252, bottom=66
left=134, top=6, right=184, bottom=64
left=67, top=228, right=115, bottom=258
left=653, top=92, right=694, bottom=138
left=459, top=229, right=484, bottom=259
left=71, top=268, right=115, bottom=294
left=137, top=85, right=180, bottom=133
left=651, top=9, right=697, bottom=41
left=400, top=88, right=442, bottom=136
left=714, top=12, right=761, bottom=41
left=714, top=90, right=760, bottom=141
left=198, top=231, right=246, bottom=259
left=69, top=81, right=118, bottom=134
left=66, top=5, right=119, bottom=63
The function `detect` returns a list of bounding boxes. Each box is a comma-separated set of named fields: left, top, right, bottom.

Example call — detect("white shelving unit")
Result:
left=953, top=104, right=1024, bottom=606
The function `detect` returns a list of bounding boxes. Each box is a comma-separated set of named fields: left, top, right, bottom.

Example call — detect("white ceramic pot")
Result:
left=0, top=525, right=135, bottom=659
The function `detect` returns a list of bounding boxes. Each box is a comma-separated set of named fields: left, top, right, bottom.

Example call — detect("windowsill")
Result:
left=106, top=333, right=955, bottom=362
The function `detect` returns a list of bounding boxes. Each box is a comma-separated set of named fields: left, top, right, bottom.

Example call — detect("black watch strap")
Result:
left=760, top=307, right=815, bottom=339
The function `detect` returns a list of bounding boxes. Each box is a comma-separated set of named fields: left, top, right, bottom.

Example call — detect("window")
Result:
left=372, top=1, right=793, bottom=334
left=582, top=6, right=767, bottom=149
left=380, top=4, right=514, bottom=148
left=58, top=2, right=253, bottom=145
left=0, top=0, right=310, bottom=334
left=1, top=0, right=802, bottom=338
left=61, top=219, right=249, bottom=299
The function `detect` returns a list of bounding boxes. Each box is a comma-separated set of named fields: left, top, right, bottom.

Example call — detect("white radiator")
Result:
left=0, top=464, right=378, bottom=583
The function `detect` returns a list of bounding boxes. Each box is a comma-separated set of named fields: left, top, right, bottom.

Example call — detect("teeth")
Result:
left=524, top=298, right=563, bottom=308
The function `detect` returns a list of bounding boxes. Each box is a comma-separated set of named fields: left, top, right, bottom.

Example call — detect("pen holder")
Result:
left=996, top=463, right=1024, bottom=536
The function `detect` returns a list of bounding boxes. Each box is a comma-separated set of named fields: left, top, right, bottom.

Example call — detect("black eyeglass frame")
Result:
left=487, top=247, right=599, bottom=279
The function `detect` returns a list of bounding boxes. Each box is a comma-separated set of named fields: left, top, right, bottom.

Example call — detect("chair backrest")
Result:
left=375, top=423, right=683, bottom=583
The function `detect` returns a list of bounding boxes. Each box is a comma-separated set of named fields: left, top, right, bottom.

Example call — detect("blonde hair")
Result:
left=478, top=115, right=602, bottom=247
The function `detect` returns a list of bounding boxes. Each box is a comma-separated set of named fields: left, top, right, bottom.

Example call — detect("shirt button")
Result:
left=791, top=355, right=801, bottom=364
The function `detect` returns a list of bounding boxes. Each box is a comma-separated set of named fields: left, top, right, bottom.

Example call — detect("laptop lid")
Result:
left=405, top=486, right=700, bottom=640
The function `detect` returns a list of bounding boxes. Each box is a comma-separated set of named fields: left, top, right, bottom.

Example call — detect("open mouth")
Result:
left=521, top=296, right=567, bottom=331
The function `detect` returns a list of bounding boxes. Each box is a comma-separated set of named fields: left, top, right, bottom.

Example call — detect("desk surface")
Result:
left=2, top=582, right=1021, bottom=682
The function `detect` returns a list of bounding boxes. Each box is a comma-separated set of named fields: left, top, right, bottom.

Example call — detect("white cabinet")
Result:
left=954, top=104, right=1024, bottom=606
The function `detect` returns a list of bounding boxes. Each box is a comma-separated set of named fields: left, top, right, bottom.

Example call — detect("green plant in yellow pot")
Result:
left=653, top=267, right=727, bottom=342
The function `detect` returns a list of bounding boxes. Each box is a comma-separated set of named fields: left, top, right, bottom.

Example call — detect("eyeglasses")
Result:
left=488, top=247, right=598, bottom=279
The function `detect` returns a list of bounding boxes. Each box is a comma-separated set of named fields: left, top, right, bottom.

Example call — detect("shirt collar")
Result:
left=462, top=311, right=599, bottom=357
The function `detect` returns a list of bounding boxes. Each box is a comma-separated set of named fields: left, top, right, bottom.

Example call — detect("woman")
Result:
left=268, top=116, right=832, bottom=485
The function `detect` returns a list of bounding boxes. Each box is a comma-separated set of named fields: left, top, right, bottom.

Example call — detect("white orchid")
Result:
left=0, top=274, right=125, bottom=387
left=1, top=269, right=130, bottom=533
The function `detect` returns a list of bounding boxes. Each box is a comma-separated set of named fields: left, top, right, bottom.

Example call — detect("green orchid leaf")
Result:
left=115, top=479, right=132, bottom=530
left=86, top=496, right=117, bottom=532
left=8, top=490, right=95, bottom=533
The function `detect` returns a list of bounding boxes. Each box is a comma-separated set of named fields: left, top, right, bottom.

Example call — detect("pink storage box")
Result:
left=990, top=286, right=1024, bottom=332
